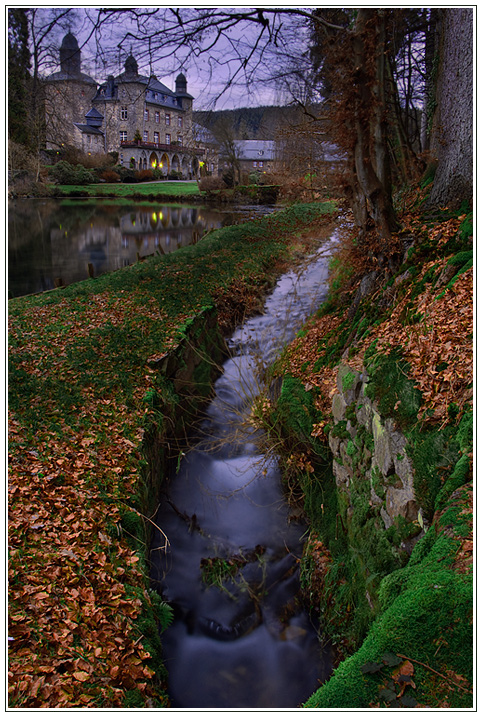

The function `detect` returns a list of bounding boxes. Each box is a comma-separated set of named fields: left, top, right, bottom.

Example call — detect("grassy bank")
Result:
left=8, top=201, right=337, bottom=707
left=263, top=190, right=473, bottom=708
left=49, top=180, right=201, bottom=200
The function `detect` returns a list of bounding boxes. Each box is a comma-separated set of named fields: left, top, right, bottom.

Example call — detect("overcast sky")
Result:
left=33, top=6, right=312, bottom=110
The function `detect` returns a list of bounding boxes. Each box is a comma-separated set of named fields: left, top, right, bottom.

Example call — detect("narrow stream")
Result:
left=150, top=232, right=339, bottom=708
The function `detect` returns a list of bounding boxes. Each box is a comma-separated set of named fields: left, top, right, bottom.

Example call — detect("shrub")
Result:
left=198, top=176, right=226, bottom=193
left=49, top=160, right=95, bottom=185
left=136, top=169, right=154, bottom=182
left=99, top=170, right=121, bottom=183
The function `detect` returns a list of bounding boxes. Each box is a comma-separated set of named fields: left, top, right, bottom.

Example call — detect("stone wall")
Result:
left=329, top=362, right=424, bottom=553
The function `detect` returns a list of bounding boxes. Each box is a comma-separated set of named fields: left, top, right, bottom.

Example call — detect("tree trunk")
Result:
left=429, top=8, right=473, bottom=208
left=352, top=10, right=399, bottom=244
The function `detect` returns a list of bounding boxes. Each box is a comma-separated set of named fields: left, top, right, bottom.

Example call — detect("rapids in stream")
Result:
left=150, top=233, right=339, bottom=708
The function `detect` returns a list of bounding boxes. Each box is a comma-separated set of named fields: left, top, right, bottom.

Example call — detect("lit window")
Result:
left=144, top=109, right=149, bottom=121
left=165, top=113, right=171, bottom=126
left=154, top=132, right=159, bottom=143
left=120, top=131, right=127, bottom=142
left=166, top=133, right=171, bottom=144
left=178, top=116, right=183, bottom=128
left=143, top=130, right=148, bottom=142
left=120, top=106, right=128, bottom=120
left=155, top=111, right=160, bottom=123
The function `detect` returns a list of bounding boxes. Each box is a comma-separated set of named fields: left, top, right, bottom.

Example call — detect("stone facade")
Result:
left=44, top=33, right=98, bottom=151
left=44, top=33, right=217, bottom=177
left=329, top=363, right=424, bottom=551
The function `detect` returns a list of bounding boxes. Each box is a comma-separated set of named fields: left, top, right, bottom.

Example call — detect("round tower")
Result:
left=59, top=32, right=81, bottom=76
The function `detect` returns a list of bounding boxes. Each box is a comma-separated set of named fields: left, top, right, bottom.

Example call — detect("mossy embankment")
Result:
left=8, top=201, right=337, bottom=708
left=266, top=199, right=473, bottom=708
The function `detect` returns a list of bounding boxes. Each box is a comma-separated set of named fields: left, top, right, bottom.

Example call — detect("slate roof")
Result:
left=73, top=124, right=104, bottom=135
left=45, top=70, right=96, bottom=84
left=234, top=140, right=276, bottom=161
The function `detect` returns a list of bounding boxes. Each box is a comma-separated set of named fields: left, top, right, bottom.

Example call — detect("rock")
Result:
left=372, top=411, right=394, bottom=477
left=333, top=460, right=351, bottom=486
left=328, top=432, right=341, bottom=455
left=386, top=487, right=418, bottom=522
left=332, top=392, right=347, bottom=423
left=355, top=398, right=372, bottom=429
left=346, top=419, right=357, bottom=439
left=336, top=363, right=362, bottom=406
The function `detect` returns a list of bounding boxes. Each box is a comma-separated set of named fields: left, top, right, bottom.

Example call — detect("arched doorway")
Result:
left=149, top=152, right=159, bottom=169
left=159, top=153, right=169, bottom=176
left=171, top=154, right=180, bottom=174
left=129, top=157, right=136, bottom=169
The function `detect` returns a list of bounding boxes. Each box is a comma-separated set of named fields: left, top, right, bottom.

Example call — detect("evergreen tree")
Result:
left=8, top=8, right=31, bottom=146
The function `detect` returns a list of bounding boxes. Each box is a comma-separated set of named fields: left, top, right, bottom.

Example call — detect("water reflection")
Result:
left=8, top=200, right=237, bottom=298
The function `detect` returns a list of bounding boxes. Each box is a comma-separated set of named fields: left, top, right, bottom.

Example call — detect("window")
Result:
left=165, top=113, right=171, bottom=126
left=143, top=130, right=149, bottom=142
left=177, top=135, right=182, bottom=145
left=166, top=133, right=171, bottom=144
left=178, top=116, right=183, bottom=128
left=155, top=111, right=160, bottom=123
left=120, top=106, right=128, bottom=120
left=258, top=161, right=264, bottom=168
left=253, top=161, right=258, bottom=168
left=120, top=131, right=127, bottom=142
left=154, top=132, right=159, bottom=143
left=144, top=109, right=149, bottom=121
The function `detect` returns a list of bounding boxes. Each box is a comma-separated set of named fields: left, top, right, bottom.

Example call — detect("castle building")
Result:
left=44, top=33, right=217, bottom=177
left=44, top=32, right=99, bottom=151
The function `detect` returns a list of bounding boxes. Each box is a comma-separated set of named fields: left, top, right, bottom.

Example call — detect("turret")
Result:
left=124, top=54, right=138, bottom=77
left=59, top=32, right=81, bottom=76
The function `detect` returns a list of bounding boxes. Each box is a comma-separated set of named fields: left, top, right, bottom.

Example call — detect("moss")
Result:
left=407, top=424, right=460, bottom=519
left=341, top=370, right=356, bottom=392
left=364, top=349, right=422, bottom=429
left=306, top=489, right=472, bottom=709
left=447, top=250, right=473, bottom=267
left=346, top=439, right=357, bottom=457
left=330, top=420, right=349, bottom=440
left=276, top=375, right=321, bottom=438
left=456, top=410, right=473, bottom=453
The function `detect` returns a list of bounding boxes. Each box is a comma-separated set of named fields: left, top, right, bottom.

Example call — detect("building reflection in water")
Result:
left=9, top=202, right=230, bottom=298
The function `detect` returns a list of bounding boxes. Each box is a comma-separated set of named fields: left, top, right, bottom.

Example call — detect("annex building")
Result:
left=44, top=32, right=217, bottom=178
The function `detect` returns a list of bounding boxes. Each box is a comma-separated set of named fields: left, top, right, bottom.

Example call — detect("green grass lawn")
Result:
left=51, top=181, right=201, bottom=198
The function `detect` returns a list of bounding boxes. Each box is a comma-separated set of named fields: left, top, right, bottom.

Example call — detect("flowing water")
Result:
left=150, top=232, right=339, bottom=708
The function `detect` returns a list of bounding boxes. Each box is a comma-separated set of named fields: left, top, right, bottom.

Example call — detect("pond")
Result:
left=8, top=199, right=271, bottom=299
